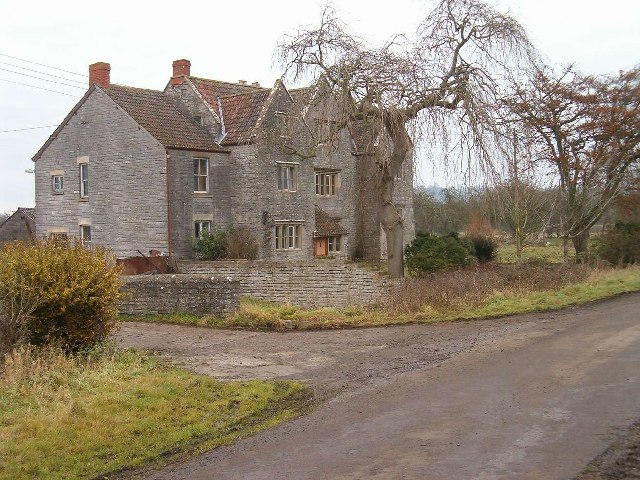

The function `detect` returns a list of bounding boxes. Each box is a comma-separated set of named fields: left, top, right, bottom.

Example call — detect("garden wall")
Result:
left=119, top=274, right=240, bottom=315
left=177, top=260, right=394, bottom=308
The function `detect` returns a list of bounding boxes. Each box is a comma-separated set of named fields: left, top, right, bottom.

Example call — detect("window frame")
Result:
left=79, top=225, right=91, bottom=246
left=79, top=164, right=88, bottom=198
left=194, top=220, right=212, bottom=239
left=52, top=175, right=64, bottom=194
left=274, top=223, right=302, bottom=250
left=315, top=171, right=340, bottom=196
left=193, top=157, right=209, bottom=193
left=328, top=235, right=342, bottom=253
left=277, top=163, right=298, bottom=192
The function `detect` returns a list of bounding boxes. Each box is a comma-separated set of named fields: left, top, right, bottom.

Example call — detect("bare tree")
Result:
left=508, top=66, right=640, bottom=261
left=277, top=0, right=534, bottom=277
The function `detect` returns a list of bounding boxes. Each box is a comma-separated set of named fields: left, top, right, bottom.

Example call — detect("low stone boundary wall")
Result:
left=119, top=274, right=240, bottom=315
left=177, top=260, right=394, bottom=308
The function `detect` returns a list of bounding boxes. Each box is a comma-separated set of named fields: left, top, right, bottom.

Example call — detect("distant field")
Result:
left=497, top=237, right=570, bottom=264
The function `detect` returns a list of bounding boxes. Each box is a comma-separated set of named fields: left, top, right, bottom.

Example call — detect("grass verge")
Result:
left=0, top=345, right=311, bottom=480
left=120, top=266, right=640, bottom=330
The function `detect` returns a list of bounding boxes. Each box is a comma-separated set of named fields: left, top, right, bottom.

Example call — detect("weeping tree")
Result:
left=508, top=66, right=640, bottom=261
left=277, top=0, right=534, bottom=277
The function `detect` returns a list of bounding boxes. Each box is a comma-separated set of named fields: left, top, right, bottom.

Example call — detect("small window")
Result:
left=328, top=235, right=342, bottom=252
left=277, top=164, right=297, bottom=192
left=194, top=220, right=211, bottom=239
left=52, top=175, right=64, bottom=193
left=275, top=224, right=301, bottom=250
left=49, top=232, right=68, bottom=243
left=80, top=225, right=91, bottom=245
left=79, top=164, right=88, bottom=198
left=315, top=171, right=340, bottom=196
left=194, top=115, right=203, bottom=125
left=193, top=158, right=209, bottom=193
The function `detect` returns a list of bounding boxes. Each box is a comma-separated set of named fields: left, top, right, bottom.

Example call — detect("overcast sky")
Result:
left=0, top=0, right=638, bottom=212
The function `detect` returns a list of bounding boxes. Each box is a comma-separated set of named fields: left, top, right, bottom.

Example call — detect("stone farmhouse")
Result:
left=32, top=60, right=414, bottom=261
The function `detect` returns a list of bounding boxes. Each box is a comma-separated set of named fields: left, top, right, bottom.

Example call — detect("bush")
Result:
left=194, top=227, right=259, bottom=260
left=404, top=232, right=474, bottom=275
left=225, top=226, right=259, bottom=259
left=597, top=221, right=640, bottom=265
left=193, top=229, right=227, bottom=260
left=469, top=235, right=497, bottom=263
left=0, top=239, right=122, bottom=353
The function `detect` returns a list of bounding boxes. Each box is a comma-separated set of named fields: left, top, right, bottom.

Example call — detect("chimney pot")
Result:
left=89, top=62, right=110, bottom=88
left=171, top=59, right=191, bottom=86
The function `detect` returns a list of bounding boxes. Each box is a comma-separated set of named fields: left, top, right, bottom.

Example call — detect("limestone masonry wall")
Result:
left=177, top=260, right=394, bottom=308
left=120, top=274, right=239, bottom=315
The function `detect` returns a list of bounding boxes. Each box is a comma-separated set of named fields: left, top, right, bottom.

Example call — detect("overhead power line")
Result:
left=0, top=66, right=85, bottom=89
left=0, top=52, right=87, bottom=78
left=0, top=78, right=80, bottom=97
left=0, top=124, right=59, bottom=134
left=0, top=61, right=85, bottom=85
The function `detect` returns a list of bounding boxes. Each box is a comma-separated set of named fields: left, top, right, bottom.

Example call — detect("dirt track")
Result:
left=115, top=293, right=640, bottom=479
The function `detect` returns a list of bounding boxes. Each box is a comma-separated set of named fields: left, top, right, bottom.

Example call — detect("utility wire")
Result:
left=0, top=66, right=85, bottom=89
left=0, top=78, right=80, bottom=97
left=0, top=61, right=85, bottom=85
left=0, top=52, right=87, bottom=77
left=0, top=125, right=58, bottom=134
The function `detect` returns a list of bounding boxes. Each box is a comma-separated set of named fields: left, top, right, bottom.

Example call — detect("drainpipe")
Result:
left=165, top=148, right=173, bottom=261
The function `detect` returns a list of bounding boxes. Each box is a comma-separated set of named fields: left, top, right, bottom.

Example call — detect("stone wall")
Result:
left=0, top=210, right=35, bottom=243
left=119, top=274, right=239, bottom=315
left=178, top=260, right=395, bottom=308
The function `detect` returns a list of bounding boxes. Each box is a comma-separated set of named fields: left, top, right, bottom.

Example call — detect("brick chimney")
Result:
left=89, top=62, right=110, bottom=88
left=171, top=59, right=191, bottom=86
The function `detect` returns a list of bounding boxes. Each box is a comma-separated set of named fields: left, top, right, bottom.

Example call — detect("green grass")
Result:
left=455, top=267, right=640, bottom=320
left=0, top=346, right=311, bottom=480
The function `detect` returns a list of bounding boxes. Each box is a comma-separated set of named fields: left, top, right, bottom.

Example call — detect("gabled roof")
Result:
left=188, top=77, right=274, bottom=146
left=219, top=90, right=272, bottom=145
left=33, top=84, right=228, bottom=161
left=189, top=77, right=265, bottom=101
left=104, top=85, right=227, bottom=153
left=315, top=207, right=347, bottom=237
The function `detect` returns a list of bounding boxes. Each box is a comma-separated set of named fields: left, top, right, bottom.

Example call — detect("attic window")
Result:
left=194, top=115, right=203, bottom=125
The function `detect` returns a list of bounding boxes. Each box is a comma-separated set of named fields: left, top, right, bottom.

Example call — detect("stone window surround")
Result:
left=315, top=170, right=340, bottom=196
left=78, top=157, right=89, bottom=199
left=274, top=222, right=303, bottom=250
left=277, top=161, right=299, bottom=192
left=193, top=157, right=209, bottom=193
left=50, top=169, right=64, bottom=194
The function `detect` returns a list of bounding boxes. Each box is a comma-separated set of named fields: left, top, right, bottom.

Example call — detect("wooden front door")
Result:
left=314, top=237, right=328, bottom=257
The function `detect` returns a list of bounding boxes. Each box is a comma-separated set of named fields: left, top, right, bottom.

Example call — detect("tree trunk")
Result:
left=378, top=110, right=412, bottom=278
left=572, top=230, right=590, bottom=261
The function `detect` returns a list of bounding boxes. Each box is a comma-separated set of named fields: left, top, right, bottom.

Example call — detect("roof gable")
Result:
left=104, top=85, right=227, bottom=153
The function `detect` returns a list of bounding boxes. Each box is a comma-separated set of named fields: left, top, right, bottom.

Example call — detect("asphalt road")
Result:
left=116, top=292, right=640, bottom=480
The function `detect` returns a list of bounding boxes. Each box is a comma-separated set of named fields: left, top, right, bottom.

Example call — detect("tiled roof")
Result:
left=189, top=77, right=265, bottom=102
left=105, top=85, right=227, bottom=153
left=219, top=90, right=272, bottom=145
left=188, top=77, right=272, bottom=146
left=315, top=207, right=347, bottom=237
